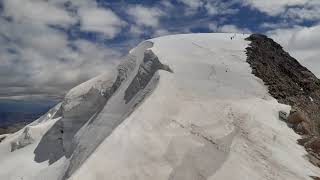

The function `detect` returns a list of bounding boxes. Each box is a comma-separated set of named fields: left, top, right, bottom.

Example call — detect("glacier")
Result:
left=0, top=33, right=319, bottom=180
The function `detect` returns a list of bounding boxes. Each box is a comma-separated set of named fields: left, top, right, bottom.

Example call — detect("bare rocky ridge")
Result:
left=245, top=34, right=320, bottom=170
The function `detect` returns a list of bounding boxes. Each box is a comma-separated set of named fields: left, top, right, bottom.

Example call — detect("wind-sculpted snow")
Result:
left=34, top=72, right=118, bottom=164
left=124, top=49, right=173, bottom=103
left=1, top=33, right=320, bottom=180
left=63, top=42, right=173, bottom=179
left=10, top=127, right=35, bottom=152
left=31, top=40, right=172, bottom=179
left=167, top=122, right=237, bottom=180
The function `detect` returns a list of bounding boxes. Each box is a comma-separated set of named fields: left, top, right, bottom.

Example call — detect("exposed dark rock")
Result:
left=285, top=111, right=313, bottom=135
left=245, top=34, right=320, bottom=134
left=295, top=121, right=312, bottom=135
left=308, top=153, right=320, bottom=167
left=245, top=33, right=320, bottom=168
left=305, top=137, right=320, bottom=154
left=278, top=111, right=288, bottom=121
left=311, top=176, right=320, bottom=180
left=287, top=111, right=308, bottom=124
left=297, top=136, right=313, bottom=146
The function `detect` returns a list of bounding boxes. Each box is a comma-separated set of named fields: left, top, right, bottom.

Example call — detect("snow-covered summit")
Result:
left=0, top=33, right=319, bottom=180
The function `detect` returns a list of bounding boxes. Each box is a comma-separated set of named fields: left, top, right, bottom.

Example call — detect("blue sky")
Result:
left=0, top=0, right=320, bottom=100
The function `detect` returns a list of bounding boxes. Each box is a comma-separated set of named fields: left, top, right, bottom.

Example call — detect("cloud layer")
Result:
left=268, top=25, right=320, bottom=77
left=0, top=0, right=123, bottom=98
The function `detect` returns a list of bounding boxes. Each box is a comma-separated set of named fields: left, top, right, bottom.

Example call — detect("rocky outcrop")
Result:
left=246, top=34, right=320, bottom=169
left=287, top=111, right=308, bottom=124
left=287, top=111, right=313, bottom=135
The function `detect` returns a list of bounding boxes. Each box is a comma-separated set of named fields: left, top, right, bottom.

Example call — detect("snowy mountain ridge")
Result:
left=0, top=33, right=319, bottom=180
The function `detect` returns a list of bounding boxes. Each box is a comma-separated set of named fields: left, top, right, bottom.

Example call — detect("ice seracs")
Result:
left=0, top=33, right=319, bottom=180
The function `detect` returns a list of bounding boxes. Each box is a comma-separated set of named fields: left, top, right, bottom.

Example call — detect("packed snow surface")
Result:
left=0, top=33, right=319, bottom=180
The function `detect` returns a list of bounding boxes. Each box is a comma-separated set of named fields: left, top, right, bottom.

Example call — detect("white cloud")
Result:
left=160, top=0, right=174, bottom=9
left=0, top=0, right=124, bottom=98
left=177, top=0, right=203, bottom=9
left=205, top=1, right=239, bottom=16
left=287, top=26, right=320, bottom=51
left=241, top=0, right=308, bottom=16
left=175, top=0, right=320, bottom=21
left=209, top=24, right=251, bottom=33
left=2, top=0, right=76, bottom=26
left=259, top=22, right=290, bottom=29
left=285, top=4, right=320, bottom=21
left=176, top=0, right=204, bottom=15
left=208, top=23, right=218, bottom=31
left=0, top=23, right=121, bottom=97
left=127, top=5, right=164, bottom=28
left=241, top=0, right=320, bottom=21
left=175, top=0, right=238, bottom=16
left=267, top=25, right=320, bottom=77
left=129, top=25, right=144, bottom=36
left=152, top=29, right=171, bottom=37
left=79, top=8, right=126, bottom=38
left=219, top=25, right=251, bottom=33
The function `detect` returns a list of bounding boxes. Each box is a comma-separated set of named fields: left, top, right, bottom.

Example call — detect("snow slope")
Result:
left=0, top=33, right=319, bottom=180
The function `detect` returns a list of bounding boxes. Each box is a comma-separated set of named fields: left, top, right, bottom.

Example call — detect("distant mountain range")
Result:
left=0, top=99, right=58, bottom=133
left=0, top=111, right=45, bottom=125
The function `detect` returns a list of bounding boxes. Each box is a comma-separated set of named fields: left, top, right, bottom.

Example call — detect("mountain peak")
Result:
left=0, top=33, right=319, bottom=180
